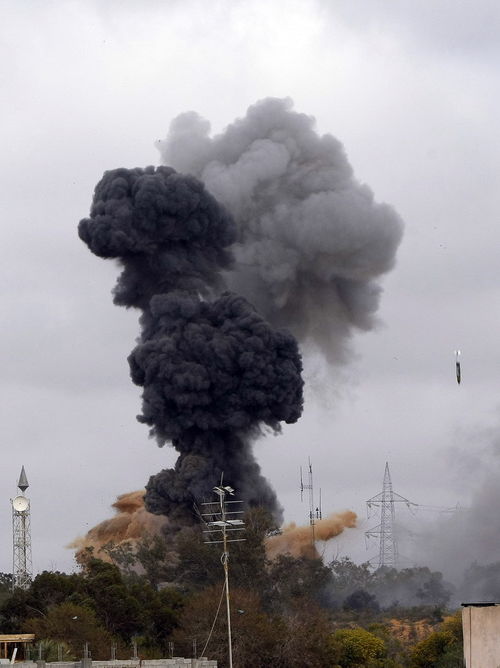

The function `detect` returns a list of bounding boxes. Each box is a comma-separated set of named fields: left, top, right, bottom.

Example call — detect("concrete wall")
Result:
left=462, top=604, right=500, bottom=667
left=12, top=660, right=216, bottom=668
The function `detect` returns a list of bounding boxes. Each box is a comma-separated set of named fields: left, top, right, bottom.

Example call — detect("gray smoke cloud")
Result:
left=79, top=165, right=303, bottom=525
left=158, top=97, right=404, bottom=361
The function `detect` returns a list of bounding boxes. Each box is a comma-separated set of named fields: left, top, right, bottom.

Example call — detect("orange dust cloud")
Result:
left=265, top=511, right=357, bottom=560
left=70, top=490, right=167, bottom=564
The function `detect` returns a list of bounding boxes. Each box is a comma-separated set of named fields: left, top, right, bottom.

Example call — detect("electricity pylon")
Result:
left=365, top=462, right=414, bottom=569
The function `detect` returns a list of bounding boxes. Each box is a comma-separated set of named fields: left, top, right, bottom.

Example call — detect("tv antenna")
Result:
left=300, top=458, right=322, bottom=544
left=201, top=476, right=245, bottom=668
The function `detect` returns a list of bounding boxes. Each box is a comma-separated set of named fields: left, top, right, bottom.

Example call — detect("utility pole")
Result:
left=365, top=462, right=414, bottom=569
left=201, top=480, right=245, bottom=668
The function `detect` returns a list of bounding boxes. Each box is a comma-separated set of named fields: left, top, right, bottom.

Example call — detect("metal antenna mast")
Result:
left=11, top=466, right=33, bottom=589
left=365, top=462, right=414, bottom=569
left=201, top=478, right=245, bottom=668
left=300, top=458, right=322, bottom=545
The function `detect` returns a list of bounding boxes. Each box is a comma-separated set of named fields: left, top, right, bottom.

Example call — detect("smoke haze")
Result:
left=398, top=422, right=500, bottom=600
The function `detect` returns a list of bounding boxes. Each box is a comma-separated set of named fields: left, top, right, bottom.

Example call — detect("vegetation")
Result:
left=0, top=509, right=465, bottom=667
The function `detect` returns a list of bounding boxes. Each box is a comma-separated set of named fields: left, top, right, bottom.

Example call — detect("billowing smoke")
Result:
left=78, top=165, right=235, bottom=310
left=73, top=493, right=356, bottom=565
left=132, top=292, right=303, bottom=522
left=158, top=97, right=403, bottom=361
left=70, top=491, right=168, bottom=564
left=79, top=164, right=303, bottom=524
left=266, top=511, right=357, bottom=560
left=79, top=97, right=402, bottom=537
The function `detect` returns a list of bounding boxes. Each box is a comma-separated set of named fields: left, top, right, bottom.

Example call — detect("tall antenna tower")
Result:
left=300, top=458, right=322, bottom=544
left=365, top=462, right=414, bottom=569
left=201, top=478, right=245, bottom=668
left=11, top=466, right=33, bottom=589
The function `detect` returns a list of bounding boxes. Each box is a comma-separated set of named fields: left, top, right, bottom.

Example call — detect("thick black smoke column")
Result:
left=79, top=165, right=303, bottom=524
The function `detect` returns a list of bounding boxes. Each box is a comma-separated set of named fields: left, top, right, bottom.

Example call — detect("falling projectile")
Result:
left=455, top=350, right=461, bottom=384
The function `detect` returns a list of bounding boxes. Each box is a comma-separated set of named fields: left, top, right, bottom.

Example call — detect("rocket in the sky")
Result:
left=455, top=350, right=461, bottom=384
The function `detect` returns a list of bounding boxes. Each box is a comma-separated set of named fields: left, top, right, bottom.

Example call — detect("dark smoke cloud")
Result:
left=131, top=292, right=303, bottom=521
left=79, top=98, right=402, bottom=532
left=78, top=166, right=235, bottom=310
left=158, top=97, right=403, bottom=361
left=129, top=293, right=302, bottom=441
left=79, top=165, right=303, bottom=524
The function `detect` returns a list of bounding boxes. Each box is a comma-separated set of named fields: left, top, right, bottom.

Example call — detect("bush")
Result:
left=329, top=627, right=386, bottom=667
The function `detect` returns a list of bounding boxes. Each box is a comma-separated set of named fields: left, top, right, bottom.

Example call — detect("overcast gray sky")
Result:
left=1, top=0, right=500, bottom=577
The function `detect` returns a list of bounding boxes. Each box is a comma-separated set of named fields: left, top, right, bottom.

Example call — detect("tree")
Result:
left=25, top=602, right=115, bottom=660
left=126, top=584, right=184, bottom=654
left=0, top=574, right=13, bottom=606
left=409, top=612, right=463, bottom=668
left=173, top=526, right=224, bottom=591
left=0, top=586, right=42, bottom=632
left=79, top=559, right=145, bottom=639
left=135, top=535, right=178, bottom=588
left=366, top=623, right=408, bottom=668
left=275, top=600, right=334, bottom=667
left=229, top=507, right=274, bottom=593
left=172, top=585, right=281, bottom=668
left=369, top=566, right=452, bottom=609
left=343, top=589, right=380, bottom=613
left=267, top=554, right=332, bottom=611
left=328, top=627, right=386, bottom=668
left=30, top=571, right=83, bottom=608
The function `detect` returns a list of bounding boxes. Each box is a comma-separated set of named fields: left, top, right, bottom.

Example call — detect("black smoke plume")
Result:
left=80, top=98, right=402, bottom=529
left=79, top=165, right=303, bottom=524
left=78, top=166, right=235, bottom=310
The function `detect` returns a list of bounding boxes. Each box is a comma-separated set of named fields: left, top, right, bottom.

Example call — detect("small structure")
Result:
left=462, top=602, right=500, bottom=667
left=0, top=634, right=35, bottom=662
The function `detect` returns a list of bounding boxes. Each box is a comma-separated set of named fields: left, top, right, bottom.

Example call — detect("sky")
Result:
left=1, top=0, right=500, bottom=579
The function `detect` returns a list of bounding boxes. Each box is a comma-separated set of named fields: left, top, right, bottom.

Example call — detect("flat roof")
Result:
left=0, top=635, right=35, bottom=642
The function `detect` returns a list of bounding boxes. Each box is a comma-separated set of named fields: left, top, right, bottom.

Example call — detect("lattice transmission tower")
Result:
left=365, top=462, right=414, bottom=569
left=11, top=466, right=33, bottom=589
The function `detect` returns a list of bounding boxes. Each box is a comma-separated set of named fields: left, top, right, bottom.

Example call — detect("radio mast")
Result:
left=12, top=466, right=33, bottom=590
left=300, top=458, right=322, bottom=544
